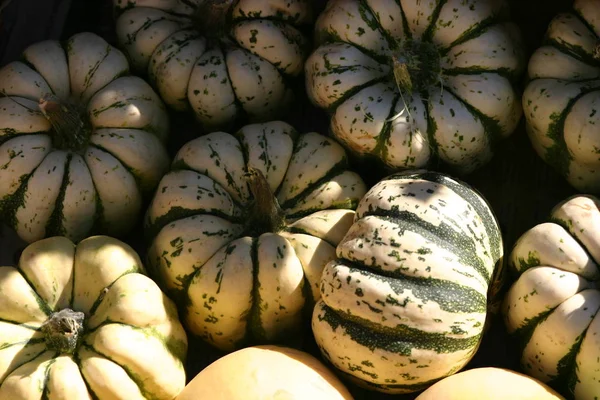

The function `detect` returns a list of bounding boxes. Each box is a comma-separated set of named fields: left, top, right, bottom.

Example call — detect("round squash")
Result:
left=0, top=32, right=170, bottom=244
left=503, top=194, right=600, bottom=400
left=145, top=121, right=367, bottom=351
left=0, top=235, right=188, bottom=399
left=523, top=0, right=600, bottom=193
left=312, top=170, right=504, bottom=394
left=305, top=0, right=525, bottom=174
left=114, top=0, right=312, bottom=130
left=415, top=367, right=565, bottom=400
left=177, top=345, right=354, bottom=400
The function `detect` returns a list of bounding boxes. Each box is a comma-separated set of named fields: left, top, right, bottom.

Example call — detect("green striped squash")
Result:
left=523, top=0, right=600, bottom=193
left=312, top=170, right=503, bottom=394
left=306, top=0, right=525, bottom=174
left=113, top=0, right=312, bottom=131
left=0, top=236, right=188, bottom=399
left=145, top=121, right=367, bottom=352
left=0, top=32, right=170, bottom=244
left=503, top=195, right=600, bottom=400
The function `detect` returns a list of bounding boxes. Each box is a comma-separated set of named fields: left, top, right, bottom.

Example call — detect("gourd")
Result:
left=0, top=235, right=188, bottom=399
left=312, top=170, right=504, bottom=394
left=503, top=195, right=600, bottom=400
left=176, top=345, right=354, bottom=400
left=113, top=0, right=312, bottom=131
left=145, top=120, right=367, bottom=352
left=306, top=0, right=525, bottom=174
left=0, top=32, right=170, bottom=243
left=523, top=0, right=600, bottom=193
left=415, top=367, right=565, bottom=400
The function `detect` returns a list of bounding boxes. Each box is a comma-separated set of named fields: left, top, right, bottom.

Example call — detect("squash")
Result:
left=312, top=170, right=504, bottom=394
left=305, top=0, right=525, bottom=174
left=0, top=32, right=170, bottom=244
left=113, top=0, right=312, bottom=131
left=0, top=235, right=188, bottom=399
left=176, top=345, right=354, bottom=400
left=415, top=367, right=565, bottom=400
left=145, top=121, right=367, bottom=352
left=503, top=194, right=600, bottom=400
left=523, top=0, right=600, bottom=193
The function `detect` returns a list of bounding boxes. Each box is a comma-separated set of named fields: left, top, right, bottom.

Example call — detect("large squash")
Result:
left=306, top=0, right=525, bottom=174
left=312, top=170, right=503, bottom=394
left=145, top=121, right=367, bottom=352
left=0, top=32, right=170, bottom=243
left=503, top=195, right=600, bottom=400
left=0, top=235, right=188, bottom=399
left=523, top=0, right=600, bottom=193
left=114, top=0, right=312, bottom=131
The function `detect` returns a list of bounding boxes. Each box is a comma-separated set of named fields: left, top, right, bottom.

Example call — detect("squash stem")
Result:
left=42, top=308, right=85, bottom=354
left=193, top=0, right=236, bottom=40
left=39, top=94, right=92, bottom=153
left=392, top=40, right=442, bottom=95
left=245, top=167, right=286, bottom=235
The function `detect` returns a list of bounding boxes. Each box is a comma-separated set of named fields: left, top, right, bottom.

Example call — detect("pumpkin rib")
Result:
left=419, top=0, right=447, bottom=43
left=41, top=152, right=72, bottom=238
left=544, top=36, right=600, bottom=67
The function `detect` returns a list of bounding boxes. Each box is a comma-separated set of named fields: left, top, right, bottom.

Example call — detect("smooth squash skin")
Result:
left=415, top=368, right=565, bottom=400
left=176, top=345, right=354, bottom=400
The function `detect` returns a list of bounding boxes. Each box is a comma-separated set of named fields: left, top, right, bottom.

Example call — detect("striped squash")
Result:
left=503, top=195, right=600, bottom=400
left=145, top=121, right=367, bottom=352
left=312, top=170, right=503, bottom=394
left=0, top=32, right=170, bottom=244
left=113, top=0, right=312, bottom=131
left=306, top=0, right=525, bottom=174
left=0, top=236, right=188, bottom=400
left=523, top=0, right=600, bottom=193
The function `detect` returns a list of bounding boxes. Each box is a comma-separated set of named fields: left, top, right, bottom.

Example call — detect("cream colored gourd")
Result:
left=114, top=0, right=312, bottom=130
left=0, top=236, right=188, bottom=400
left=145, top=121, right=366, bottom=351
left=0, top=32, right=170, bottom=243
left=503, top=195, right=600, bottom=400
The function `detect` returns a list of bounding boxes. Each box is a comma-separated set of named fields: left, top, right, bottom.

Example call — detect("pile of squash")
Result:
left=0, top=0, right=598, bottom=399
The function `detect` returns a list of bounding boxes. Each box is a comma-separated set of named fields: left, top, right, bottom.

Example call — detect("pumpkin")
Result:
left=523, top=0, right=600, bottom=193
left=0, top=32, right=170, bottom=244
left=312, top=170, right=504, bottom=394
left=305, top=0, right=525, bottom=174
left=113, top=0, right=312, bottom=131
left=415, top=367, right=565, bottom=400
left=0, top=235, right=188, bottom=399
left=176, top=345, right=354, bottom=400
left=503, top=194, right=600, bottom=399
left=145, top=120, right=367, bottom=352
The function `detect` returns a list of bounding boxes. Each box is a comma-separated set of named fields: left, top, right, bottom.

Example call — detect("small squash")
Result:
left=0, top=235, right=188, bottom=399
left=312, top=170, right=503, bottom=394
left=145, top=121, right=367, bottom=351
left=0, top=32, right=170, bottom=243
left=503, top=195, right=600, bottom=399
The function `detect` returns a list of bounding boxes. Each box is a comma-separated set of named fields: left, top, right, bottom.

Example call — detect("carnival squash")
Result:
left=0, top=235, right=188, bottom=399
left=0, top=32, right=170, bottom=243
left=145, top=121, right=366, bottom=351
left=503, top=195, right=600, bottom=400
left=306, top=0, right=525, bottom=174
left=523, top=0, right=600, bottom=193
left=312, top=170, right=503, bottom=394
left=114, top=0, right=312, bottom=130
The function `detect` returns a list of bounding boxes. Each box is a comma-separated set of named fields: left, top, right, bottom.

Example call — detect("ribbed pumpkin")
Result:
left=523, top=0, right=600, bottom=193
left=306, top=0, right=525, bottom=174
left=503, top=195, right=600, bottom=400
left=114, top=0, right=312, bottom=131
left=312, top=170, right=503, bottom=394
left=145, top=121, right=367, bottom=352
left=0, top=32, right=170, bottom=243
left=0, top=236, right=188, bottom=399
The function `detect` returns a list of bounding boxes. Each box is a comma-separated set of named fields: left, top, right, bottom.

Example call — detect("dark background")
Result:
left=0, top=0, right=581, bottom=398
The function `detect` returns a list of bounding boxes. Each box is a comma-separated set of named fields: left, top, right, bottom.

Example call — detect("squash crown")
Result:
left=41, top=308, right=86, bottom=354
left=193, top=0, right=237, bottom=41
left=39, top=94, right=93, bottom=153
left=244, top=167, right=286, bottom=235
left=392, top=40, right=442, bottom=96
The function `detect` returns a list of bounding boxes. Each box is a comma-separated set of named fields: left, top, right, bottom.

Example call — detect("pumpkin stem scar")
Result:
left=391, top=39, right=442, bottom=96
left=193, top=0, right=236, bottom=41
left=244, top=167, right=286, bottom=235
left=42, top=308, right=86, bottom=354
left=39, top=94, right=93, bottom=153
